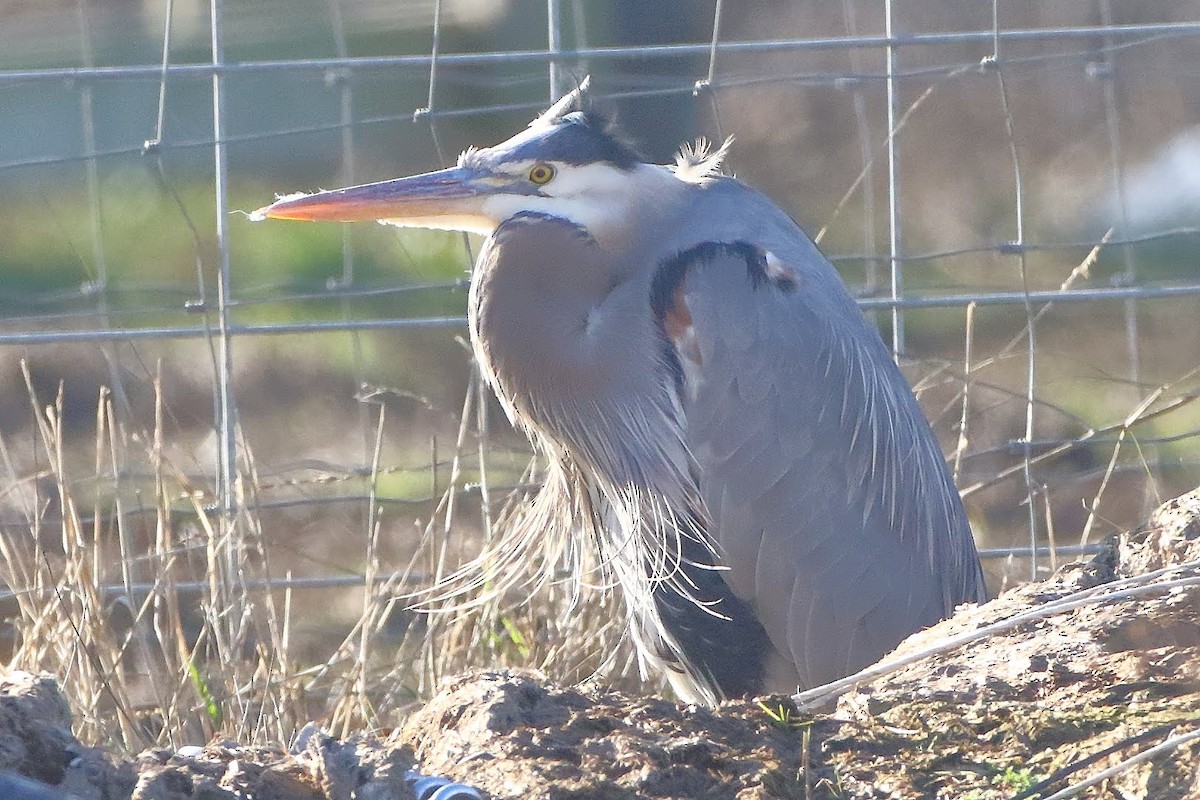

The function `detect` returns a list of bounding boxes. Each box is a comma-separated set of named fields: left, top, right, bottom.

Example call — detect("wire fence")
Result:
left=2, top=1, right=1199, bottom=608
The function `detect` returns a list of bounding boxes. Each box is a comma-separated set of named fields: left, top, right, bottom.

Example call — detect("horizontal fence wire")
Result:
left=4, top=20, right=1200, bottom=86
left=5, top=280, right=1200, bottom=345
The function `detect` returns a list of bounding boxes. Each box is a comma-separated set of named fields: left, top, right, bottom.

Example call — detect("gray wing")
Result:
left=676, top=241, right=986, bottom=691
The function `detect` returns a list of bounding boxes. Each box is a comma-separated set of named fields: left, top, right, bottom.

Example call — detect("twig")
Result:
left=1036, top=726, right=1200, bottom=800
left=1010, top=722, right=1179, bottom=800
left=792, top=566, right=1200, bottom=710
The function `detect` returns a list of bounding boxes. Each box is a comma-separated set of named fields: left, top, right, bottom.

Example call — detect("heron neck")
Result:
left=471, top=215, right=650, bottom=405
left=469, top=214, right=690, bottom=490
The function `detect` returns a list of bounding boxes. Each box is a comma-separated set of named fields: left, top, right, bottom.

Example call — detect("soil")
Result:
left=1, top=487, right=1198, bottom=800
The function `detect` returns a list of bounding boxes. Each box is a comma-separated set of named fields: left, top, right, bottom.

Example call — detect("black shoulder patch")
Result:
left=650, top=246, right=689, bottom=324
left=650, top=240, right=769, bottom=398
left=656, top=240, right=771, bottom=296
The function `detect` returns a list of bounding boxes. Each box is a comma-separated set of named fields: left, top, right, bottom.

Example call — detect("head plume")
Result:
left=525, top=76, right=643, bottom=170
left=533, top=75, right=593, bottom=127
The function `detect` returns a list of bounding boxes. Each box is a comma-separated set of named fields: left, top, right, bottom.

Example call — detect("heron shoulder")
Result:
left=643, top=179, right=859, bottom=332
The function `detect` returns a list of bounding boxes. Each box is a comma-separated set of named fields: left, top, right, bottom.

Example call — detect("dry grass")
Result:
left=0, top=360, right=647, bottom=751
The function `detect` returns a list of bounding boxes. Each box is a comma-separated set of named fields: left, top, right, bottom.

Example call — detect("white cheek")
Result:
left=482, top=193, right=626, bottom=241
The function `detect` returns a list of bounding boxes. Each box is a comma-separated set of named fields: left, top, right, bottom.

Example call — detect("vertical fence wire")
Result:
left=207, top=0, right=246, bottom=664
left=76, top=1, right=135, bottom=427
left=696, top=0, right=726, bottom=142
left=883, top=0, right=905, bottom=360
left=989, top=3, right=1039, bottom=580
left=328, top=0, right=374, bottom=468
left=209, top=0, right=237, bottom=520
left=1097, top=0, right=1141, bottom=400
left=840, top=0, right=878, bottom=313
left=1096, top=0, right=1159, bottom=524
left=547, top=0, right=564, bottom=102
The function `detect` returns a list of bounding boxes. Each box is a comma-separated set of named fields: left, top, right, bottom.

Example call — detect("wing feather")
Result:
left=675, top=241, right=985, bottom=690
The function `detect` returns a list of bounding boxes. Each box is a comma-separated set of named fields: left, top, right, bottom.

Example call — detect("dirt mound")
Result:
left=1, top=488, right=1198, bottom=799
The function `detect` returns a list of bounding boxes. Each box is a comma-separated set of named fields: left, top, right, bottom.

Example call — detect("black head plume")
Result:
left=526, top=77, right=643, bottom=169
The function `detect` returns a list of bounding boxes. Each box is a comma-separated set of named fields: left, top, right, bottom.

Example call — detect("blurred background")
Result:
left=1, top=0, right=1199, bottom=740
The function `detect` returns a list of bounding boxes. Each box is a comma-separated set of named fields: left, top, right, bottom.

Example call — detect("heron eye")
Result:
left=528, top=163, right=556, bottom=185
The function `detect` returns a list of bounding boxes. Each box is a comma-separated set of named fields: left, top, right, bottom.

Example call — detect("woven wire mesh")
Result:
left=1, top=1, right=1199, bottom=639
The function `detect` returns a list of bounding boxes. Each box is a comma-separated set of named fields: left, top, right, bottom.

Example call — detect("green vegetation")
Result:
left=961, top=766, right=1040, bottom=800
left=756, top=697, right=809, bottom=730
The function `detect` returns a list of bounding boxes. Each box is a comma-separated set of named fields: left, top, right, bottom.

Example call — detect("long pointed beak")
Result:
left=251, top=165, right=498, bottom=233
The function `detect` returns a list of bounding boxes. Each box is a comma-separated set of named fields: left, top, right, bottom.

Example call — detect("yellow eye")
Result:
left=528, top=163, right=556, bottom=185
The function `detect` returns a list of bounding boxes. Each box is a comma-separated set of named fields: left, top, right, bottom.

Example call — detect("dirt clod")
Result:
left=0, top=672, right=76, bottom=785
left=2, top=486, right=1199, bottom=798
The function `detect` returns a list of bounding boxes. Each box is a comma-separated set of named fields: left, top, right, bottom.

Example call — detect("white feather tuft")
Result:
left=672, top=136, right=733, bottom=183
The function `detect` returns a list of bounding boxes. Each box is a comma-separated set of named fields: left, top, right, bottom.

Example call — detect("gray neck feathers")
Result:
left=468, top=213, right=718, bottom=701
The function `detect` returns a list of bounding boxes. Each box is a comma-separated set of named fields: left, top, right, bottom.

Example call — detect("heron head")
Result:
left=253, top=80, right=684, bottom=246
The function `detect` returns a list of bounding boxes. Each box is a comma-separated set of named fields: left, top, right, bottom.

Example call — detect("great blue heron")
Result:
left=254, top=83, right=988, bottom=705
